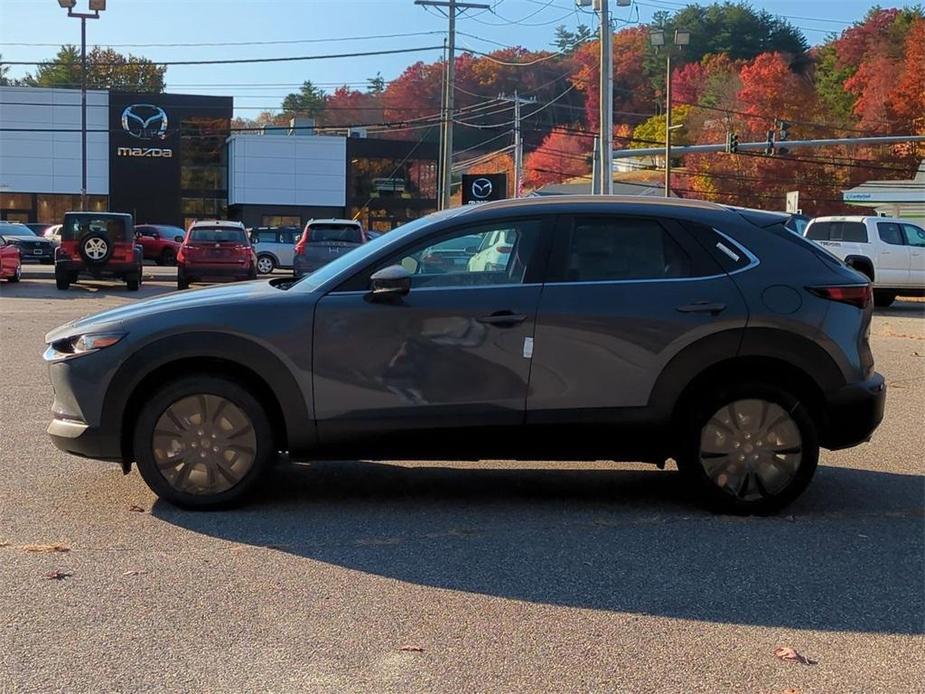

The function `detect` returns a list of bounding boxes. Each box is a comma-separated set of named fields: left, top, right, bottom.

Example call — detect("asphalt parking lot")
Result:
left=1, top=277, right=923, bottom=694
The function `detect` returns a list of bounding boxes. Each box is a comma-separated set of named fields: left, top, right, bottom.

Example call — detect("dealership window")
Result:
left=35, top=194, right=107, bottom=223
left=261, top=215, right=301, bottom=227
left=348, top=157, right=437, bottom=201
left=182, top=197, right=227, bottom=220
left=181, top=166, right=226, bottom=191
left=1, top=193, right=32, bottom=210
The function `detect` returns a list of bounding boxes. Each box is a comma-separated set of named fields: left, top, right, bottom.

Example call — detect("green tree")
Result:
left=553, top=24, right=593, bottom=53
left=0, top=54, right=11, bottom=86
left=631, top=104, right=692, bottom=149
left=366, top=72, right=385, bottom=95
left=24, top=45, right=165, bottom=92
left=281, top=80, right=327, bottom=117
left=813, top=42, right=856, bottom=125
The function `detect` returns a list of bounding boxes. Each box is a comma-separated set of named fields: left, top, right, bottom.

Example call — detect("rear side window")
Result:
left=556, top=217, right=694, bottom=283
left=877, top=222, right=905, bottom=246
left=309, top=224, right=363, bottom=243
left=189, top=227, right=247, bottom=243
left=807, top=221, right=868, bottom=242
left=682, top=222, right=753, bottom=273
left=254, top=230, right=278, bottom=243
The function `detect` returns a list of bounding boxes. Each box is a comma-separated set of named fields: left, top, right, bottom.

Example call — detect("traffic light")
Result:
left=726, top=132, right=739, bottom=154
left=765, top=129, right=775, bottom=155
left=777, top=120, right=790, bottom=154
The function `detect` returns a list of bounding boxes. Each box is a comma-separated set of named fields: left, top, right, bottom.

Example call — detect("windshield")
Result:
left=308, top=224, right=363, bottom=243
left=189, top=227, right=248, bottom=244
left=0, top=224, right=37, bottom=237
left=296, top=207, right=471, bottom=291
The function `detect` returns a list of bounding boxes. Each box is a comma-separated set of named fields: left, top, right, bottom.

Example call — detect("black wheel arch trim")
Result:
left=844, top=255, right=874, bottom=280
left=101, top=332, right=314, bottom=461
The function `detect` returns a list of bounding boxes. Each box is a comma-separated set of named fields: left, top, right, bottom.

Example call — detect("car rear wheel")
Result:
left=54, top=267, right=70, bottom=290
left=133, top=376, right=274, bottom=509
left=256, top=255, right=275, bottom=274
left=676, top=383, right=819, bottom=514
left=8, top=265, right=21, bottom=283
left=126, top=274, right=140, bottom=291
left=177, top=269, right=190, bottom=290
left=874, top=290, right=896, bottom=308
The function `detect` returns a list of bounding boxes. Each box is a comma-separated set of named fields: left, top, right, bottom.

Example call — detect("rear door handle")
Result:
left=477, top=311, right=527, bottom=326
left=676, top=302, right=727, bottom=315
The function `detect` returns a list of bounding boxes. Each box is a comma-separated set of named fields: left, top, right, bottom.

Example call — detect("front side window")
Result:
left=901, top=224, right=925, bottom=247
left=379, top=219, right=543, bottom=289
left=559, top=217, right=692, bottom=283
left=878, top=222, right=905, bottom=245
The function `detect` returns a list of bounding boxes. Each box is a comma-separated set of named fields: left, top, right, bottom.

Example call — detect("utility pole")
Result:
left=499, top=92, right=536, bottom=198
left=598, top=0, right=613, bottom=194
left=415, top=0, right=490, bottom=209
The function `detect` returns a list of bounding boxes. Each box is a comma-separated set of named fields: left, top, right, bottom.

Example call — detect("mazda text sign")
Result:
left=462, top=173, right=507, bottom=204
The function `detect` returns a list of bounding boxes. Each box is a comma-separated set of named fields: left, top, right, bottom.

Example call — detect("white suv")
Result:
left=803, top=216, right=925, bottom=306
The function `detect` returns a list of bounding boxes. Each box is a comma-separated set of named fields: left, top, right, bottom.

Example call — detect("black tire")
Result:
left=248, top=267, right=258, bottom=281
left=78, top=231, right=113, bottom=265
left=256, top=255, right=275, bottom=275
left=676, top=382, right=819, bottom=515
left=8, top=264, right=21, bottom=283
left=177, top=269, right=190, bottom=290
left=873, top=290, right=896, bottom=308
left=69, top=271, right=80, bottom=284
left=133, top=376, right=274, bottom=509
left=41, top=258, right=54, bottom=265
left=160, top=249, right=176, bottom=266
left=126, top=275, right=140, bottom=291
left=54, top=267, right=70, bottom=290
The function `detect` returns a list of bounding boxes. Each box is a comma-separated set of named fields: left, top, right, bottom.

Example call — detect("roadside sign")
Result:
left=786, top=191, right=800, bottom=213
left=462, top=173, right=507, bottom=204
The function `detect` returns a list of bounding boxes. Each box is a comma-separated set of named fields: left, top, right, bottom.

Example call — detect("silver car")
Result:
left=293, top=219, right=366, bottom=278
left=250, top=226, right=301, bottom=274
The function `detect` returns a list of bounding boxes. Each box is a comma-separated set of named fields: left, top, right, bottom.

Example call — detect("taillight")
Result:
left=177, top=246, right=186, bottom=262
left=496, top=246, right=513, bottom=253
left=807, top=284, right=872, bottom=308
left=294, top=236, right=307, bottom=255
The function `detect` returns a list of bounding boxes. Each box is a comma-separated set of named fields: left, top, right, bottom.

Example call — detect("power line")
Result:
left=0, top=45, right=444, bottom=67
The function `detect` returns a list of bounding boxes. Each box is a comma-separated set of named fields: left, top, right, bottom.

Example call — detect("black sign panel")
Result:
left=109, top=92, right=182, bottom=225
left=109, top=92, right=232, bottom=226
left=462, top=173, right=507, bottom=204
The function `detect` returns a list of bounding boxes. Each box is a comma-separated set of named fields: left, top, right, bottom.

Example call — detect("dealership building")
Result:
left=0, top=86, right=437, bottom=232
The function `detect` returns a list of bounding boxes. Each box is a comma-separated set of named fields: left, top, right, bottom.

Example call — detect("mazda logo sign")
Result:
left=121, top=104, right=168, bottom=140
left=471, top=178, right=493, bottom=199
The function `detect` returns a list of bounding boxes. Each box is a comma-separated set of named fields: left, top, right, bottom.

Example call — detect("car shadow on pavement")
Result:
left=881, top=299, right=925, bottom=317
left=152, top=462, right=924, bottom=635
left=0, top=280, right=176, bottom=300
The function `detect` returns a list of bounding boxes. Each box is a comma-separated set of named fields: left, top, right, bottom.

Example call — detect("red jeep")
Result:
left=134, top=224, right=185, bottom=266
left=54, top=212, right=143, bottom=291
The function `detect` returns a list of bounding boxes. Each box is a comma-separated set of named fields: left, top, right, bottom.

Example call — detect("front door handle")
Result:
left=477, top=311, right=527, bottom=327
left=676, top=301, right=727, bottom=315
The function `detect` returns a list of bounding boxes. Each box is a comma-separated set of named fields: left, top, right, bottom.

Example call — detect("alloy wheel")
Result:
left=698, top=398, right=803, bottom=501
left=151, top=394, right=257, bottom=495
left=256, top=256, right=274, bottom=274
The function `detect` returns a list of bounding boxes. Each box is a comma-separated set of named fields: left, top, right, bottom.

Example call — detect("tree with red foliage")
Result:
left=523, top=127, right=594, bottom=189
left=320, top=85, right=382, bottom=128
left=891, top=18, right=925, bottom=134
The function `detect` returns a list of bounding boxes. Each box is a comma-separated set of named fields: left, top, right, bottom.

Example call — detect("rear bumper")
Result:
left=820, top=372, right=886, bottom=450
left=56, top=259, right=139, bottom=276
left=179, top=263, right=253, bottom=280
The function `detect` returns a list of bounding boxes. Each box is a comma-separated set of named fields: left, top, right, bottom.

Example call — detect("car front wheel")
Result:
left=676, top=383, right=819, bottom=514
left=133, top=376, right=274, bottom=509
left=256, top=255, right=275, bottom=274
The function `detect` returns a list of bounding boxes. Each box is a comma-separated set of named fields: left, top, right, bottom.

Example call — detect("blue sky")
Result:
left=0, top=0, right=916, bottom=117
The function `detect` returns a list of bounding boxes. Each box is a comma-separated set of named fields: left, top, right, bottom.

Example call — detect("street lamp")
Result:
left=649, top=27, right=690, bottom=197
left=56, top=0, right=105, bottom=211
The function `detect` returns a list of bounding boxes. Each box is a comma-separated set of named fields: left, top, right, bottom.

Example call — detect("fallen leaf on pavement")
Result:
left=0, top=540, right=10, bottom=548
left=22, top=543, right=70, bottom=553
left=774, top=647, right=815, bottom=665
left=44, top=570, right=72, bottom=580
left=398, top=645, right=425, bottom=652
left=128, top=504, right=146, bottom=513
left=122, top=569, right=146, bottom=576
left=781, top=688, right=801, bottom=694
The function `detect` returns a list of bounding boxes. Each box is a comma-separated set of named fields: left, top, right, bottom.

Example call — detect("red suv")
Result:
left=135, top=224, right=185, bottom=266
left=54, top=212, right=143, bottom=291
left=177, top=220, right=257, bottom=290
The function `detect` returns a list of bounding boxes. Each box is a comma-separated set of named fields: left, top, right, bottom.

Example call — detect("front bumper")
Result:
left=820, top=372, right=886, bottom=450
left=15, top=245, right=54, bottom=262
left=47, top=416, right=121, bottom=461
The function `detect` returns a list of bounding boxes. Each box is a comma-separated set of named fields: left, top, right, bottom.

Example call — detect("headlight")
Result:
left=44, top=333, right=125, bottom=362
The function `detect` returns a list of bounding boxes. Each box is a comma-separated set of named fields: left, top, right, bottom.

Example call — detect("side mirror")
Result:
left=134, top=232, right=142, bottom=239
left=369, top=265, right=411, bottom=300
left=174, top=235, right=183, bottom=243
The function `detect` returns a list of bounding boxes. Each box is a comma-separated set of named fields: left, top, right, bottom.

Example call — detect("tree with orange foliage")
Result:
left=523, top=127, right=594, bottom=189
left=891, top=18, right=925, bottom=134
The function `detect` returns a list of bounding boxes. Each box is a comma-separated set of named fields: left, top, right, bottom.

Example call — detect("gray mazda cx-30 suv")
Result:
left=44, top=197, right=885, bottom=513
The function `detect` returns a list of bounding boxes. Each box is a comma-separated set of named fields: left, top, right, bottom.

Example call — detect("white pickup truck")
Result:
left=803, top=216, right=925, bottom=307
